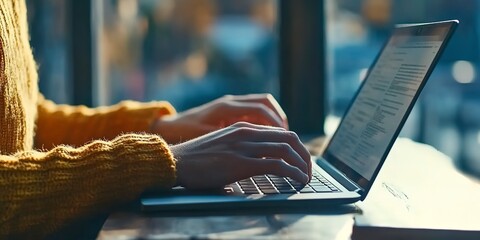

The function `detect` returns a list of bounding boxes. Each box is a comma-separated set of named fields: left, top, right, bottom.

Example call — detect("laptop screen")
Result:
left=322, top=21, right=457, bottom=192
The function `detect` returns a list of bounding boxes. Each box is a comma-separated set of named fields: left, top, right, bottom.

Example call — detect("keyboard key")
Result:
left=291, top=183, right=306, bottom=189
left=253, top=176, right=268, bottom=179
left=278, top=189, right=297, bottom=194
left=261, top=189, right=279, bottom=194
left=311, top=184, right=328, bottom=189
left=275, top=185, right=294, bottom=190
left=254, top=180, right=271, bottom=184
left=299, top=187, right=316, bottom=193
left=274, top=182, right=291, bottom=187
left=243, top=189, right=260, bottom=194
left=258, top=185, right=276, bottom=191
left=239, top=179, right=254, bottom=185
left=239, top=182, right=255, bottom=187
left=311, top=185, right=332, bottom=192
left=257, top=183, right=272, bottom=188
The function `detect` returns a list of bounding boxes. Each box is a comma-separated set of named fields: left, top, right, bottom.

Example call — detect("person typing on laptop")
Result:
left=0, top=1, right=310, bottom=238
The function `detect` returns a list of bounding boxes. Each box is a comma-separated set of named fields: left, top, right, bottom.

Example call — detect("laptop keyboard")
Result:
left=226, top=171, right=339, bottom=195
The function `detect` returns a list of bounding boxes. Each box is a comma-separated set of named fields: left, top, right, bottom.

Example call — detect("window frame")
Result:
left=279, top=0, right=326, bottom=135
left=68, top=0, right=93, bottom=107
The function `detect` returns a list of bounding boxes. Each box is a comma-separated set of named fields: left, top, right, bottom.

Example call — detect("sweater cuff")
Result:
left=108, top=100, right=177, bottom=137
left=111, top=133, right=177, bottom=189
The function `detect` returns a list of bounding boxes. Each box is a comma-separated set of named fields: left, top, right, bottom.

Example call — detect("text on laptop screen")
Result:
left=326, top=29, right=446, bottom=181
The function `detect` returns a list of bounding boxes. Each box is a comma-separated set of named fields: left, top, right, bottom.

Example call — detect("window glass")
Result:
left=94, top=0, right=278, bottom=111
left=327, top=0, right=480, bottom=176
left=27, top=0, right=70, bottom=104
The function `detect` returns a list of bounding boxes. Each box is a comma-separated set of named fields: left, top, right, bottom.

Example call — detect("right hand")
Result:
left=170, top=122, right=312, bottom=190
left=152, top=94, right=288, bottom=144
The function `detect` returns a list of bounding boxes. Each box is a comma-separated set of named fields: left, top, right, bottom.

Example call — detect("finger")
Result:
left=237, top=142, right=308, bottom=175
left=249, top=158, right=309, bottom=184
left=227, top=94, right=286, bottom=120
left=227, top=94, right=288, bottom=129
left=205, top=122, right=285, bottom=143
left=229, top=127, right=312, bottom=179
left=229, top=121, right=285, bottom=131
left=221, top=101, right=284, bottom=127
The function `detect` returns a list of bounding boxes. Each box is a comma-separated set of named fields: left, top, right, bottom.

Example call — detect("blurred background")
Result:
left=26, top=0, right=480, bottom=178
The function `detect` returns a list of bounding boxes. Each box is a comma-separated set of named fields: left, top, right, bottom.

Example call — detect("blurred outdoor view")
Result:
left=27, top=0, right=480, bottom=177
left=95, top=0, right=279, bottom=110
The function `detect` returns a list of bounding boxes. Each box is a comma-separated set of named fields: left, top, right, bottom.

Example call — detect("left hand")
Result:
left=151, top=94, right=288, bottom=143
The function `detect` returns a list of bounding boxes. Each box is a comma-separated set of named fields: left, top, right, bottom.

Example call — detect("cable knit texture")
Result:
left=0, top=1, right=177, bottom=238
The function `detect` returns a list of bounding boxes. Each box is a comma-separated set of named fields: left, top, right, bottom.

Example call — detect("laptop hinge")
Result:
left=316, top=158, right=365, bottom=194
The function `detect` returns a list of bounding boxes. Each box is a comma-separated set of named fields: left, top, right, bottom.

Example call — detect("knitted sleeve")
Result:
left=35, top=95, right=176, bottom=149
left=0, top=133, right=176, bottom=239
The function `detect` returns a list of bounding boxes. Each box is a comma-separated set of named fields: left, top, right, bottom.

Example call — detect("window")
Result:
left=27, top=0, right=480, bottom=177
left=94, top=0, right=279, bottom=111
left=27, top=0, right=70, bottom=104
left=327, top=0, right=480, bottom=176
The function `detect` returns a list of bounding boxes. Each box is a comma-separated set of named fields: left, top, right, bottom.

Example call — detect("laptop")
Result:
left=141, top=20, right=458, bottom=212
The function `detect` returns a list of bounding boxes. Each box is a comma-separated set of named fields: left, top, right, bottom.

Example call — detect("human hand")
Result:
left=170, top=122, right=312, bottom=190
left=152, top=94, right=288, bottom=144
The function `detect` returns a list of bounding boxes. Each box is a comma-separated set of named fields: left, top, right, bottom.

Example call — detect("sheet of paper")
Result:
left=355, top=138, right=480, bottom=231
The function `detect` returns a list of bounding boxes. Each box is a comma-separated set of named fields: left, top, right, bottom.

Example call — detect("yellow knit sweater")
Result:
left=0, top=1, right=177, bottom=238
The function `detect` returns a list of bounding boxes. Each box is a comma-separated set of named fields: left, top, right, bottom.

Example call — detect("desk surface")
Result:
left=98, top=138, right=480, bottom=239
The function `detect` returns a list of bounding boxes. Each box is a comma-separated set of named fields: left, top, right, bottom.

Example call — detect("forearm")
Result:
left=35, top=96, right=176, bottom=149
left=0, top=133, right=176, bottom=239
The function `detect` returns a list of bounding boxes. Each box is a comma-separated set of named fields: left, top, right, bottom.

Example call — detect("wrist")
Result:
left=170, top=144, right=184, bottom=187
left=151, top=115, right=180, bottom=143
